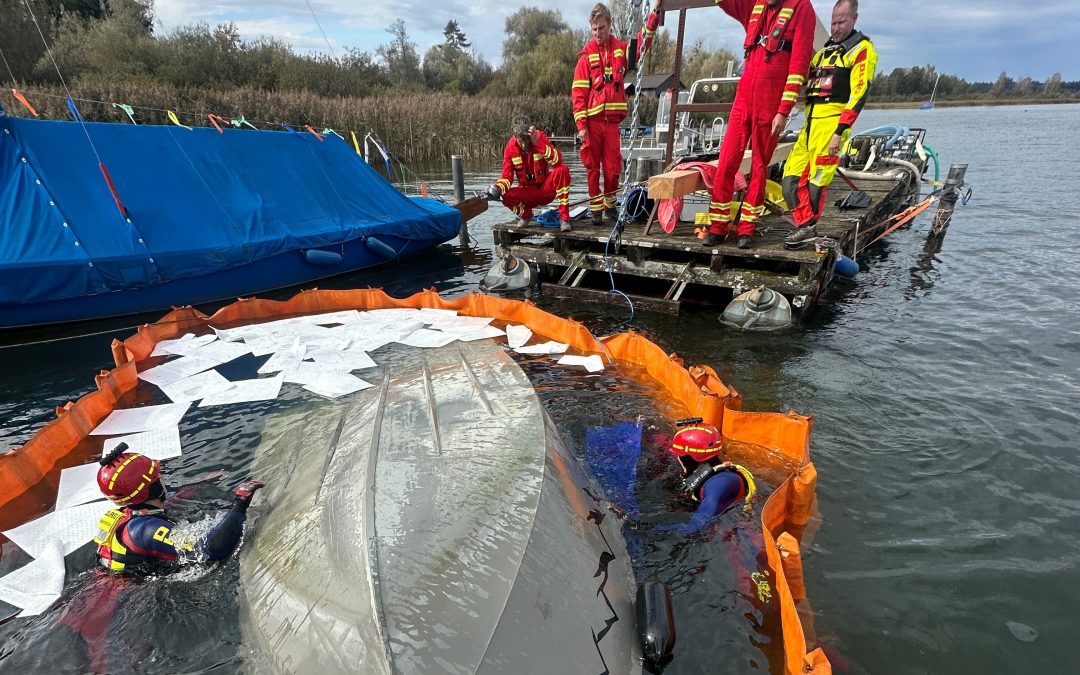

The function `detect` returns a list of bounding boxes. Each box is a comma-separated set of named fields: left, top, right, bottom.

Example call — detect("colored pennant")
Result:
left=351, top=130, right=362, bottom=156
left=167, top=110, right=192, bottom=130
left=12, top=89, right=38, bottom=117
left=322, top=128, right=344, bottom=140
left=65, top=96, right=83, bottom=122
left=304, top=125, right=324, bottom=141
left=230, top=115, right=259, bottom=131
left=112, top=103, right=136, bottom=124
left=280, top=122, right=297, bottom=133
left=207, top=113, right=228, bottom=133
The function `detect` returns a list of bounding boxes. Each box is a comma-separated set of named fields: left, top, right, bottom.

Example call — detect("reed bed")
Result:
left=0, top=83, right=579, bottom=162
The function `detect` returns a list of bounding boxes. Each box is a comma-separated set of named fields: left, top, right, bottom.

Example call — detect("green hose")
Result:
left=924, top=144, right=940, bottom=182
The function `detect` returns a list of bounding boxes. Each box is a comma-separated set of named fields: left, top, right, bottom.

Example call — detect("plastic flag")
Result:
left=167, top=110, right=192, bottom=130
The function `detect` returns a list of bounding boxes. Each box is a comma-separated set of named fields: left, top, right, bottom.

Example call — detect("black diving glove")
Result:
left=486, top=185, right=502, bottom=201
left=232, top=480, right=265, bottom=512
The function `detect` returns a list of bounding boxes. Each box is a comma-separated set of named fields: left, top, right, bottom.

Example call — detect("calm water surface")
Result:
left=1, top=104, right=1078, bottom=674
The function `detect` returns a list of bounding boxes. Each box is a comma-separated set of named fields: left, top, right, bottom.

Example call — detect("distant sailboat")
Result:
left=920, top=73, right=941, bottom=109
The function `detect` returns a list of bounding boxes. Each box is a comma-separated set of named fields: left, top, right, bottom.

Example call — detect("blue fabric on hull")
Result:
left=0, top=117, right=460, bottom=307
left=584, top=421, right=642, bottom=519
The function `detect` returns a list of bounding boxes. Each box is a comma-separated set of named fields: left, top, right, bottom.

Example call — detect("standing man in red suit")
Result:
left=572, top=3, right=629, bottom=226
left=704, top=0, right=815, bottom=249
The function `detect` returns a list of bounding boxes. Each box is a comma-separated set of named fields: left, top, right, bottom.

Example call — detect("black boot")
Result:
left=702, top=232, right=725, bottom=246
left=591, top=211, right=603, bottom=226
left=605, top=208, right=619, bottom=223
left=737, top=235, right=752, bottom=249
left=784, top=224, right=818, bottom=248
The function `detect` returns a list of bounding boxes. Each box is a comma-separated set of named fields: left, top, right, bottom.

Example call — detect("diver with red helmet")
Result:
left=665, top=417, right=756, bottom=533
left=93, top=442, right=265, bottom=575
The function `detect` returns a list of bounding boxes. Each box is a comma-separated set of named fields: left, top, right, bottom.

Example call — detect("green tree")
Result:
left=502, top=7, right=568, bottom=66
left=377, top=19, right=421, bottom=87
left=40, top=0, right=157, bottom=85
left=442, top=19, right=470, bottom=50
left=0, top=0, right=56, bottom=82
left=503, top=31, right=582, bottom=97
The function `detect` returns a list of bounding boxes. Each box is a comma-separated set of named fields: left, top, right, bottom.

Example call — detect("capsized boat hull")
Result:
left=239, top=339, right=641, bottom=674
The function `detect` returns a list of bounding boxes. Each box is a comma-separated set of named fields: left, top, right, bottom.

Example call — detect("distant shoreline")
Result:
left=867, top=98, right=1078, bottom=109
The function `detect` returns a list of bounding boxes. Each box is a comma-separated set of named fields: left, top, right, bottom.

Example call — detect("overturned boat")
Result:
left=0, top=116, right=465, bottom=328
left=240, top=338, right=641, bottom=673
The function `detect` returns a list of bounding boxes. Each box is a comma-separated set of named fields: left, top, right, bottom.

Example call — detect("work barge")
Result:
left=490, top=0, right=967, bottom=316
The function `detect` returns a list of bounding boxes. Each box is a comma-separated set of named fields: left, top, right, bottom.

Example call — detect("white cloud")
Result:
left=150, top=0, right=1077, bottom=80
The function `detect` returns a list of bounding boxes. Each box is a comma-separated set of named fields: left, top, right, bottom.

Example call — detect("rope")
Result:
left=856, top=196, right=936, bottom=254
left=20, top=0, right=106, bottom=167
left=0, top=45, right=17, bottom=85
left=598, top=0, right=662, bottom=321
left=304, top=0, right=338, bottom=60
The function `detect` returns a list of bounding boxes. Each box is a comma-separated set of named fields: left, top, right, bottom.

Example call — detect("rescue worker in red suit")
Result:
left=572, top=3, right=628, bottom=226
left=703, top=0, right=815, bottom=249
left=14, top=444, right=267, bottom=673
left=783, top=0, right=877, bottom=247
left=487, top=115, right=572, bottom=232
left=93, top=443, right=264, bottom=575
left=662, top=419, right=757, bottom=532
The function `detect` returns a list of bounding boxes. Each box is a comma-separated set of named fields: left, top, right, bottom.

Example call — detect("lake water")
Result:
left=2, top=103, right=1078, bottom=674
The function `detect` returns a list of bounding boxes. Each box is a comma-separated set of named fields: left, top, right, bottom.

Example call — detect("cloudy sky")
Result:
left=152, top=0, right=1075, bottom=82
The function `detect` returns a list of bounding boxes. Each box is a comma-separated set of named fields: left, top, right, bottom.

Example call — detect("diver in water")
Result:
left=665, top=418, right=756, bottom=533
left=93, top=443, right=265, bottom=575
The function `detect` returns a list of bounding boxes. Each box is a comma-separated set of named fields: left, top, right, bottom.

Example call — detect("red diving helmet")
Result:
left=97, top=442, right=162, bottom=506
left=670, top=417, right=723, bottom=463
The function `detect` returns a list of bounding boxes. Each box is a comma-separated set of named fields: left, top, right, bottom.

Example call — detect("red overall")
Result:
left=708, top=0, right=815, bottom=236
left=494, top=129, right=571, bottom=222
left=572, top=36, right=629, bottom=215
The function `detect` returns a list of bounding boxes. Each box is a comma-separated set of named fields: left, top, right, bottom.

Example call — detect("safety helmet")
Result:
left=670, top=423, right=723, bottom=462
left=97, top=444, right=161, bottom=506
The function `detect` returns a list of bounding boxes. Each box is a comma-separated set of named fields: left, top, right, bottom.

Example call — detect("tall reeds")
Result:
left=0, top=82, right=577, bottom=162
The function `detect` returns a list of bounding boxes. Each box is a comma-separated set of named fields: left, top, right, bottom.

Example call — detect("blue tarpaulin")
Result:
left=0, top=117, right=460, bottom=307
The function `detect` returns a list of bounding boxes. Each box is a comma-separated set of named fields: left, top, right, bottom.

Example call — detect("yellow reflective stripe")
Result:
left=574, top=110, right=588, bottom=120
left=786, top=74, right=805, bottom=84
left=604, top=67, right=613, bottom=74
left=572, top=79, right=590, bottom=87
left=532, top=152, right=542, bottom=162
left=613, top=49, right=624, bottom=58
left=605, top=102, right=628, bottom=110
left=778, top=8, right=794, bottom=18
left=496, top=178, right=511, bottom=191
left=511, top=157, right=522, bottom=165
left=750, top=4, right=764, bottom=15
left=588, top=54, right=600, bottom=63
left=732, top=464, right=757, bottom=502
left=585, top=104, right=606, bottom=115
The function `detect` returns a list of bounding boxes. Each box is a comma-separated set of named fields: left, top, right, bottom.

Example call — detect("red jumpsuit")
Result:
left=494, top=129, right=571, bottom=222
left=708, top=0, right=815, bottom=237
left=572, top=36, right=629, bottom=216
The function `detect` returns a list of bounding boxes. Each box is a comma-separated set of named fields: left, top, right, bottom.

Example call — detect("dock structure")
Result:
left=492, top=161, right=920, bottom=314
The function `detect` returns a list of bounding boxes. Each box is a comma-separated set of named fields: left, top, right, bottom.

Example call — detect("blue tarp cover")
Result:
left=0, top=117, right=460, bottom=305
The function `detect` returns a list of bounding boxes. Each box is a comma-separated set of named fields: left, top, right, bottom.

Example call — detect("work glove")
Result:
left=486, top=185, right=502, bottom=201
left=233, top=480, right=265, bottom=509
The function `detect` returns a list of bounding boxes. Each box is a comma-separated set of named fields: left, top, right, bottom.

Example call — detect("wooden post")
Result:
left=930, top=163, right=967, bottom=238
left=452, top=154, right=467, bottom=243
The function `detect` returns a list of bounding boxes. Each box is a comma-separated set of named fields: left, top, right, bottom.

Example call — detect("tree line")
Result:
left=1, top=0, right=1075, bottom=162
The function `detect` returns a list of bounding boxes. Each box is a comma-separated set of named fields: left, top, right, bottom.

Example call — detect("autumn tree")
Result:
left=502, top=7, right=568, bottom=66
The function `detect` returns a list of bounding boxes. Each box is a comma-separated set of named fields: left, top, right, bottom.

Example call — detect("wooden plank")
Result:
left=510, top=246, right=819, bottom=295
left=453, top=196, right=488, bottom=223
left=539, top=284, right=682, bottom=315
left=646, top=142, right=794, bottom=199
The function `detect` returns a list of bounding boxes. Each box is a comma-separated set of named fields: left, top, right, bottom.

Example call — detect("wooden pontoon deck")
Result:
left=493, top=168, right=918, bottom=314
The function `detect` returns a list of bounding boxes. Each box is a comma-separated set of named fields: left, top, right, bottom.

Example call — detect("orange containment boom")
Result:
left=0, top=288, right=827, bottom=674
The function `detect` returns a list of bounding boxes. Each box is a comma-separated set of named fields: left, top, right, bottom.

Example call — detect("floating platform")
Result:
left=493, top=166, right=920, bottom=314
